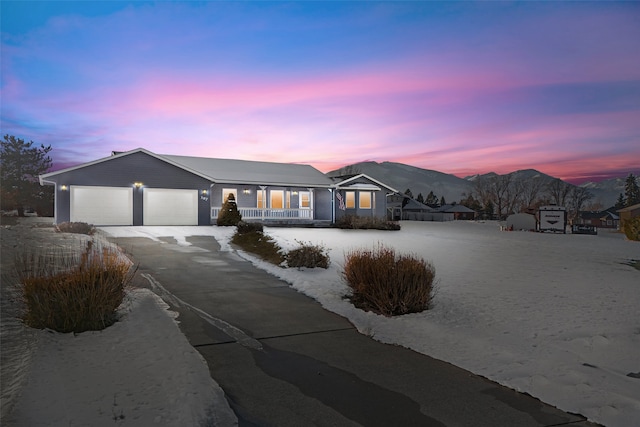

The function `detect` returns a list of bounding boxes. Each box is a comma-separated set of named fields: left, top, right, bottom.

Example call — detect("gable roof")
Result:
left=579, top=210, right=619, bottom=220
left=617, top=203, right=640, bottom=213
left=162, top=154, right=332, bottom=187
left=332, top=173, right=398, bottom=193
left=40, top=148, right=334, bottom=187
left=387, top=198, right=433, bottom=211
left=436, top=204, right=476, bottom=213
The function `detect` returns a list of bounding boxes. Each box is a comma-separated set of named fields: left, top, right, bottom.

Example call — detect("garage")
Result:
left=70, top=186, right=133, bottom=226
left=143, top=188, right=198, bottom=226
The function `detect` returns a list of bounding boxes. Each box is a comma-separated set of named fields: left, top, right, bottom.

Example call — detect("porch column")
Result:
left=259, top=186, right=267, bottom=221
left=308, top=188, right=314, bottom=219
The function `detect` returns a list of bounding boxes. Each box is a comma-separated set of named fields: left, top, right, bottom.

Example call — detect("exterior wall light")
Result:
left=202, top=189, right=208, bottom=195
left=134, top=182, right=143, bottom=188
left=60, top=185, right=68, bottom=191
left=292, top=191, right=298, bottom=196
left=243, top=189, right=251, bottom=194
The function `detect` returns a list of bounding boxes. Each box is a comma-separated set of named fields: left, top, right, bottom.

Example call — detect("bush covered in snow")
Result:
left=343, top=244, right=435, bottom=316
left=56, top=221, right=95, bottom=235
left=286, top=241, right=330, bottom=269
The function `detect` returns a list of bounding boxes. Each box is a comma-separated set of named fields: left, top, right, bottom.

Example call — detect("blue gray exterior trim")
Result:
left=40, top=149, right=396, bottom=226
left=41, top=151, right=212, bottom=225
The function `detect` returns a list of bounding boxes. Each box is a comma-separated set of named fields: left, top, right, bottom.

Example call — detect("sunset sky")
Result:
left=2, top=1, right=639, bottom=184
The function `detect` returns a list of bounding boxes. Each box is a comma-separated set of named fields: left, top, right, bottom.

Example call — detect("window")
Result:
left=222, top=188, right=237, bottom=203
left=257, top=190, right=265, bottom=208
left=300, top=191, right=310, bottom=209
left=345, top=191, right=355, bottom=209
left=270, top=190, right=284, bottom=209
left=359, top=191, right=372, bottom=209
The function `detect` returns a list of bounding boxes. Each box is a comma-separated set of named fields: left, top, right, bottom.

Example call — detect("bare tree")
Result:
left=516, top=177, right=545, bottom=212
left=489, top=174, right=513, bottom=220
left=545, top=178, right=573, bottom=206
left=567, top=186, right=594, bottom=223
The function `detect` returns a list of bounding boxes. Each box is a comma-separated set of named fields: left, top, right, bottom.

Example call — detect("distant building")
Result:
left=435, top=204, right=477, bottom=220
left=577, top=209, right=619, bottom=229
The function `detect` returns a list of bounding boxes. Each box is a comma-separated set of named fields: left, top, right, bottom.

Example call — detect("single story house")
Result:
left=576, top=209, right=620, bottom=229
left=39, top=148, right=396, bottom=226
left=386, top=195, right=433, bottom=221
left=434, top=204, right=477, bottom=220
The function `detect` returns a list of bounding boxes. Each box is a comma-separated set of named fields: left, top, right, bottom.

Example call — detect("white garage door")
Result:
left=70, top=186, right=133, bottom=226
left=143, top=188, right=198, bottom=226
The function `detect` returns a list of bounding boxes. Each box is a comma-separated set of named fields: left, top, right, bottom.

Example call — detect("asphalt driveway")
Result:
left=106, top=231, right=596, bottom=427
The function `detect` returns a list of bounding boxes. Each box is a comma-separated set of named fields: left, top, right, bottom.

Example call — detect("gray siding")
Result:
left=45, top=152, right=212, bottom=225
left=334, top=176, right=390, bottom=221
left=211, top=184, right=332, bottom=221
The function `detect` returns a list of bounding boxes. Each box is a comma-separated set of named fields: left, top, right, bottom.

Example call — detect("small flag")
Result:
left=336, top=193, right=346, bottom=211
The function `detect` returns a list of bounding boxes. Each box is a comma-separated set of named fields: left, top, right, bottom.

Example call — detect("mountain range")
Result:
left=327, top=161, right=634, bottom=208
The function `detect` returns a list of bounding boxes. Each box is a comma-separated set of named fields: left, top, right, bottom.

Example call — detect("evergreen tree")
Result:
left=404, top=188, right=413, bottom=199
left=461, top=194, right=482, bottom=212
left=440, top=196, right=446, bottom=206
left=425, top=191, right=438, bottom=206
left=624, top=173, right=640, bottom=206
left=484, top=200, right=495, bottom=220
left=217, top=193, right=242, bottom=225
left=615, top=193, right=626, bottom=210
left=416, top=193, right=424, bottom=204
left=0, top=135, right=52, bottom=216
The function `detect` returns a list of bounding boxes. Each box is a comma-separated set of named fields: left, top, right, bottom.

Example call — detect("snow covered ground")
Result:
left=103, top=221, right=640, bottom=427
left=6, top=288, right=237, bottom=427
left=1, top=220, right=237, bottom=427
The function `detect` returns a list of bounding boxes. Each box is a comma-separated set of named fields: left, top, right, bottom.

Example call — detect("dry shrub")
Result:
left=231, top=230, right=285, bottom=265
left=623, top=217, right=640, bottom=241
left=56, top=221, right=95, bottom=235
left=343, top=245, right=435, bottom=316
left=236, top=220, right=264, bottom=235
left=15, top=240, right=135, bottom=333
left=286, top=241, right=330, bottom=269
left=335, top=215, right=401, bottom=230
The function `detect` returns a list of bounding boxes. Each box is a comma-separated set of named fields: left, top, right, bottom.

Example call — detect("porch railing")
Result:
left=212, top=207, right=312, bottom=220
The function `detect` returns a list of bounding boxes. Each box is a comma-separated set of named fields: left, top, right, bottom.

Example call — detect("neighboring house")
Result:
left=618, top=203, right=640, bottom=228
left=577, top=209, right=620, bottom=229
left=331, top=174, right=398, bottom=222
left=435, top=204, right=477, bottom=220
left=39, top=148, right=397, bottom=227
left=386, top=195, right=433, bottom=221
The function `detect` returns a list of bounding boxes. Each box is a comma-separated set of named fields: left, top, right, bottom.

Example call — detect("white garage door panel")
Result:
left=71, top=186, right=133, bottom=226
left=143, top=189, right=198, bottom=226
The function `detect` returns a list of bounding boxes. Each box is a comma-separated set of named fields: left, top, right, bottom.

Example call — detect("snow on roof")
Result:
left=436, top=204, right=476, bottom=213
left=160, top=154, right=333, bottom=187
left=333, top=173, right=398, bottom=193
left=40, top=148, right=333, bottom=188
left=336, top=183, right=381, bottom=191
